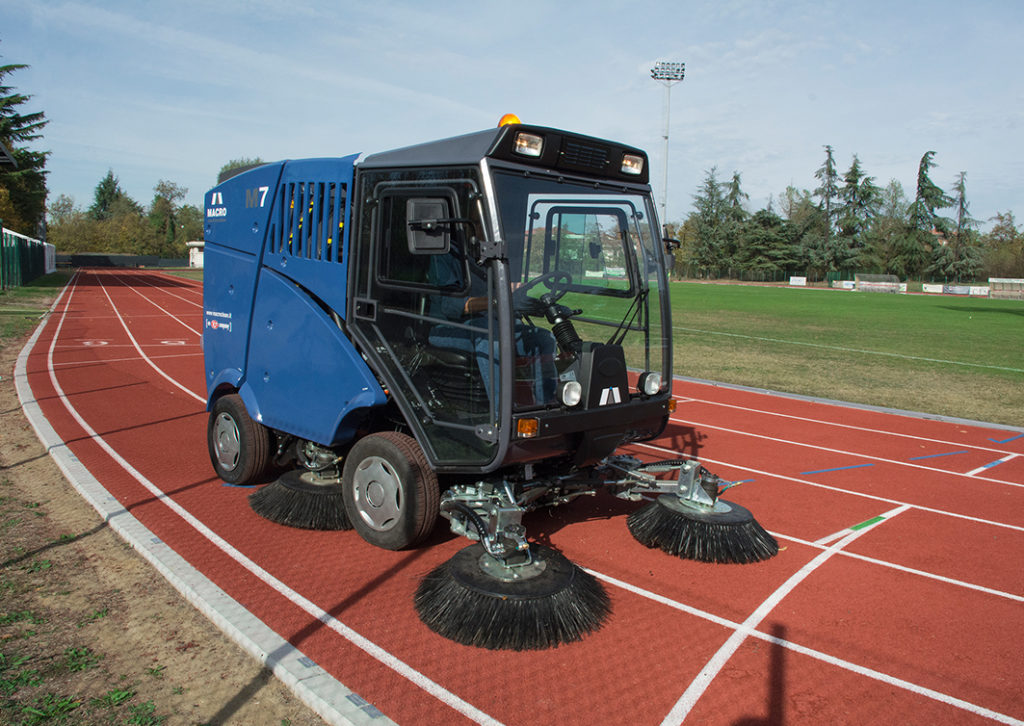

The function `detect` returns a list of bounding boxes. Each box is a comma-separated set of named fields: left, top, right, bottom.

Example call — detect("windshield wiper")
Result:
left=607, top=288, right=648, bottom=347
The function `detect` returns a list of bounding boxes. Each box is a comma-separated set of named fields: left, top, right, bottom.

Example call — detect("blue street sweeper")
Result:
left=202, top=116, right=776, bottom=650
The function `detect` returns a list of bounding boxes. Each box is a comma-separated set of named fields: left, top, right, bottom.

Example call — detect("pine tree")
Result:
left=88, top=170, right=139, bottom=220
left=813, top=145, right=839, bottom=238
left=837, top=154, right=880, bottom=264
left=691, top=167, right=727, bottom=274
left=907, top=151, right=953, bottom=277
left=812, top=145, right=844, bottom=272
left=0, top=57, right=49, bottom=235
left=927, top=171, right=982, bottom=282
left=721, top=171, right=749, bottom=265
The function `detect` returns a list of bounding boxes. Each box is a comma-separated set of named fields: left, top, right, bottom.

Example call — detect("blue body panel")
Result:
left=202, top=155, right=386, bottom=448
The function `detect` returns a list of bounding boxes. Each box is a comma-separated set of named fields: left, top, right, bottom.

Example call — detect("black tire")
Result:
left=207, top=393, right=271, bottom=485
left=341, top=432, right=439, bottom=550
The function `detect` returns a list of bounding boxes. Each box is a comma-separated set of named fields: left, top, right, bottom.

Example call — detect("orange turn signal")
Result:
left=516, top=417, right=540, bottom=438
left=667, top=398, right=677, bottom=413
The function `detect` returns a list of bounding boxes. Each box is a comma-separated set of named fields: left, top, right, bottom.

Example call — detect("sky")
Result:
left=3, top=0, right=1023, bottom=229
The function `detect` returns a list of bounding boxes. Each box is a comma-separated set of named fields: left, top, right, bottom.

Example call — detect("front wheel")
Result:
left=207, top=393, right=271, bottom=485
left=342, top=432, right=439, bottom=550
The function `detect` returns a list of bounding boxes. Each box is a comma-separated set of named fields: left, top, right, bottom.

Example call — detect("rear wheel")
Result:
left=342, top=432, right=439, bottom=550
left=207, top=393, right=271, bottom=485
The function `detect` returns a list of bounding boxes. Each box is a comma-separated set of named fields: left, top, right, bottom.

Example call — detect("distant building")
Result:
left=187, top=241, right=204, bottom=268
left=0, top=141, right=16, bottom=167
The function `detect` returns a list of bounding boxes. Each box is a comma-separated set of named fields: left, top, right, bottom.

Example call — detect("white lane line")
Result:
left=636, top=441, right=1024, bottom=534
left=776, top=532, right=1024, bottom=604
left=122, top=273, right=204, bottom=308
left=967, top=454, right=1019, bottom=477
left=672, top=386, right=1024, bottom=457
left=593, top=563, right=1023, bottom=726
left=48, top=273, right=501, bottom=725
left=95, top=276, right=205, bottom=404
left=813, top=529, right=851, bottom=546
left=668, top=414, right=1023, bottom=489
left=105, top=274, right=202, bottom=336
left=661, top=506, right=911, bottom=725
left=50, top=352, right=203, bottom=369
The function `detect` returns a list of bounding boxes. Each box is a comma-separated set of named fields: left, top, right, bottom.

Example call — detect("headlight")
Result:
left=621, top=154, right=644, bottom=175
left=513, top=132, right=544, bottom=157
left=559, top=380, right=582, bottom=407
left=638, top=372, right=661, bottom=396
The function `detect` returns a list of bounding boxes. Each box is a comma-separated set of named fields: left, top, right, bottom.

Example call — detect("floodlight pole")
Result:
left=650, top=61, right=685, bottom=228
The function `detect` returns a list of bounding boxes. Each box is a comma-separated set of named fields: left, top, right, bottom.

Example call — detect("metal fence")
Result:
left=0, top=226, right=55, bottom=290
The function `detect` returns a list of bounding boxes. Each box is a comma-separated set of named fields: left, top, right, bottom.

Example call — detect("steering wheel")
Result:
left=513, top=270, right=572, bottom=312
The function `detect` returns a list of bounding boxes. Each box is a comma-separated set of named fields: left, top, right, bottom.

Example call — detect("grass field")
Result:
left=668, top=282, right=1024, bottom=427
left=0, top=272, right=74, bottom=343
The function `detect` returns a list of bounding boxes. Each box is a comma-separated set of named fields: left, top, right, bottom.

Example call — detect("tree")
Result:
left=218, top=157, right=264, bottom=183
left=982, top=211, right=1024, bottom=279
left=861, top=180, right=915, bottom=277
left=813, top=145, right=839, bottom=240
left=721, top=171, right=749, bottom=264
left=902, top=151, right=953, bottom=277
left=88, top=170, right=133, bottom=220
left=778, top=186, right=823, bottom=277
left=837, top=154, right=880, bottom=264
left=149, top=180, right=188, bottom=257
left=690, top=167, right=727, bottom=274
left=927, top=171, right=982, bottom=282
left=734, top=209, right=799, bottom=280
left=0, top=56, right=49, bottom=235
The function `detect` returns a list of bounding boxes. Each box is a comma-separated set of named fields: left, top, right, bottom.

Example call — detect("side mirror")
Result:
left=406, top=198, right=451, bottom=254
left=663, top=238, right=681, bottom=252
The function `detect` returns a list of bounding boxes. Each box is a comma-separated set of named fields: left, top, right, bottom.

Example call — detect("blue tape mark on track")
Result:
left=908, top=450, right=969, bottom=461
left=800, top=463, right=874, bottom=476
left=979, top=458, right=1009, bottom=470
left=989, top=432, right=1024, bottom=444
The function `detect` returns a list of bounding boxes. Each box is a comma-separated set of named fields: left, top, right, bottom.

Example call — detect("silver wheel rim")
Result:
left=352, top=456, right=402, bottom=531
left=213, top=412, right=240, bottom=471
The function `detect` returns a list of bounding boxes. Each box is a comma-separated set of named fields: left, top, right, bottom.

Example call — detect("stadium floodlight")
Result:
left=650, top=61, right=685, bottom=227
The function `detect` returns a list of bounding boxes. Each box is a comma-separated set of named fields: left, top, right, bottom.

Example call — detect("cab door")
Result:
left=348, top=173, right=502, bottom=469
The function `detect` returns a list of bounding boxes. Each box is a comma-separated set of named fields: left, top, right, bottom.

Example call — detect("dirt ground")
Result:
left=1, top=325, right=325, bottom=724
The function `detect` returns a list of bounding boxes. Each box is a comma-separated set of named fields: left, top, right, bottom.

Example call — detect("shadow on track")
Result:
left=733, top=623, right=788, bottom=726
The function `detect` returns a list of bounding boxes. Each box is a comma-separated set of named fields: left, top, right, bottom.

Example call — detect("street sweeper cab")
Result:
left=203, top=117, right=777, bottom=650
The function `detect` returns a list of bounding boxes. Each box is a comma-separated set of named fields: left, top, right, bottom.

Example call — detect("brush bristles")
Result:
left=414, top=544, right=610, bottom=650
left=628, top=497, right=778, bottom=564
left=248, top=474, right=351, bottom=531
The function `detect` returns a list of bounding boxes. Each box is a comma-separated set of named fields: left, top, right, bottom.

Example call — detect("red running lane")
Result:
left=20, top=269, right=1024, bottom=725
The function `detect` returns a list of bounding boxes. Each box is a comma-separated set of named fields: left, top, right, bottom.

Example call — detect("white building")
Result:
left=187, top=241, right=204, bottom=269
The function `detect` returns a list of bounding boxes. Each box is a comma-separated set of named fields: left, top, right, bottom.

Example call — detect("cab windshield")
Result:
left=492, top=170, right=671, bottom=409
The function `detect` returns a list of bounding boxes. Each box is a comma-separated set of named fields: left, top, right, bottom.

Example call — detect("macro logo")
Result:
left=599, top=386, right=622, bottom=406
left=206, top=191, right=227, bottom=219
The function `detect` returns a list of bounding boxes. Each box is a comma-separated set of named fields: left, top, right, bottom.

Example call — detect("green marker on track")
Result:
left=850, top=515, right=885, bottom=531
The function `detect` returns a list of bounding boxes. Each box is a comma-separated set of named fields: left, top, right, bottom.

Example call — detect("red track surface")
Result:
left=19, top=269, right=1024, bottom=725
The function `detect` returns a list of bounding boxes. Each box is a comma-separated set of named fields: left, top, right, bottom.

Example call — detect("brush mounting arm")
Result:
left=601, top=456, right=724, bottom=505
left=440, top=484, right=531, bottom=563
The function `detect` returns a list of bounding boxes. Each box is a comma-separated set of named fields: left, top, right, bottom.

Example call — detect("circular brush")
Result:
left=628, top=495, right=778, bottom=564
left=414, top=543, right=610, bottom=650
left=248, top=470, right=352, bottom=530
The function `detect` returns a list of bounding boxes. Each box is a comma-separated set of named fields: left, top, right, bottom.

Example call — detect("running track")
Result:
left=15, top=269, right=1024, bottom=725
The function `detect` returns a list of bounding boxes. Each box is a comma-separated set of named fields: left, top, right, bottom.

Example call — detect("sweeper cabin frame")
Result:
left=202, top=118, right=777, bottom=650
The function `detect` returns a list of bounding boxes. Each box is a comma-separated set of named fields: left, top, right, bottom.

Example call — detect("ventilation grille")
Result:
left=270, top=181, right=346, bottom=263
left=559, top=139, right=610, bottom=171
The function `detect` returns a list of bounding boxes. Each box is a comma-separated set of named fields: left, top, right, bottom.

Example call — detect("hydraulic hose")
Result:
left=440, top=500, right=490, bottom=543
